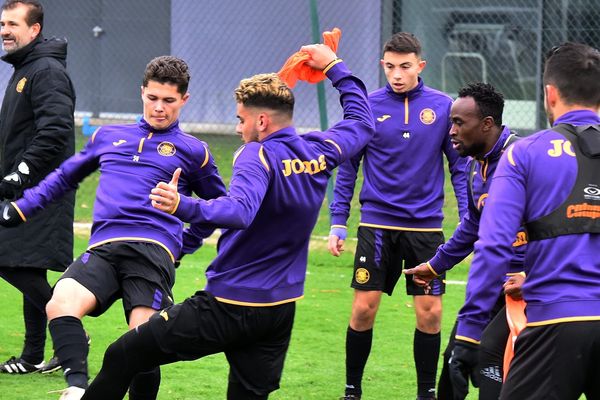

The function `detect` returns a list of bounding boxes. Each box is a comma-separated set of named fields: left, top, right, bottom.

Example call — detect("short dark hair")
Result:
left=458, top=82, right=505, bottom=127
left=143, top=56, right=190, bottom=95
left=382, top=32, right=422, bottom=57
left=2, top=0, right=43, bottom=31
left=543, top=42, right=600, bottom=107
left=234, top=73, right=294, bottom=117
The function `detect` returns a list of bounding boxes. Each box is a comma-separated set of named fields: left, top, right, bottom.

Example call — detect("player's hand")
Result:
left=150, top=168, right=181, bottom=214
left=0, top=162, right=31, bottom=200
left=0, top=201, right=22, bottom=227
left=327, top=226, right=347, bottom=257
left=504, top=273, right=525, bottom=300
left=403, top=262, right=437, bottom=288
left=448, top=340, right=480, bottom=399
left=299, top=44, right=338, bottom=70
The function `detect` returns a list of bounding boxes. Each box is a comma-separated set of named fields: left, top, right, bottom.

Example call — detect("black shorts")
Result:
left=501, top=320, right=600, bottom=399
left=148, top=291, right=295, bottom=396
left=60, top=241, right=175, bottom=318
left=351, top=226, right=445, bottom=296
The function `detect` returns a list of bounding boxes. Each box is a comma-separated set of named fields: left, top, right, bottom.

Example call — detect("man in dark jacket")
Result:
left=0, top=0, right=75, bottom=374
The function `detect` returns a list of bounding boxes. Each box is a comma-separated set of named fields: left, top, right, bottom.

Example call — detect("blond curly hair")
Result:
left=234, top=73, right=294, bottom=116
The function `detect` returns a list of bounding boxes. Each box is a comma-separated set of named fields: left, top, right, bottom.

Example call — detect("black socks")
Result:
left=49, top=316, right=89, bottom=389
left=414, top=328, right=440, bottom=398
left=345, top=326, right=373, bottom=396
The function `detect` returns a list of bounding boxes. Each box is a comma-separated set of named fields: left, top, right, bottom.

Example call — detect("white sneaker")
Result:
left=48, top=386, right=86, bottom=400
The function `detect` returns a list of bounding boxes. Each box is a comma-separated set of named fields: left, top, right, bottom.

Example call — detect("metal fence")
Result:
left=0, top=0, right=599, bottom=137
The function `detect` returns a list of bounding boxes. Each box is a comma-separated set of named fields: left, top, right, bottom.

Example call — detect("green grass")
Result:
left=0, top=129, right=474, bottom=398
left=0, top=235, right=472, bottom=399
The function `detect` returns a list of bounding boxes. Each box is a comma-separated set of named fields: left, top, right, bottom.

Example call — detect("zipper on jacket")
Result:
left=137, top=132, right=154, bottom=153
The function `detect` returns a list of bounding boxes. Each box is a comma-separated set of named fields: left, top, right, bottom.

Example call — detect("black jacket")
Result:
left=0, top=35, right=75, bottom=271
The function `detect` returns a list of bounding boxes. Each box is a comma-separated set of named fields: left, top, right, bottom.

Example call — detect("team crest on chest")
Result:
left=419, top=108, right=436, bottom=125
left=16, top=77, right=27, bottom=93
left=157, top=141, right=176, bottom=156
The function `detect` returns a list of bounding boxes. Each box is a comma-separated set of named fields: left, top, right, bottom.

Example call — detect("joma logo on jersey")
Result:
left=281, top=155, right=326, bottom=177
left=547, top=139, right=575, bottom=157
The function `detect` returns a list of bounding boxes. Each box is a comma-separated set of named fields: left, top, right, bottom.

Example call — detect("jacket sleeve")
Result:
left=173, top=143, right=270, bottom=228
left=442, top=103, right=468, bottom=220
left=456, top=144, right=527, bottom=343
left=429, top=203, right=480, bottom=274
left=181, top=143, right=227, bottom=255
left=20, top=68, right=75, bottom=181
left=14, top=135, right=100, bottom=218
left=429, top=160, right=480, bottom=273
left=303, top=61, right=374, bottom=171
left=329, top=148, right=364, bottom=227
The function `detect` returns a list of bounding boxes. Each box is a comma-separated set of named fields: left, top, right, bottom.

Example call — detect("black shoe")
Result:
left=340, top=395, right=361, bottom=400
left=40, top=355, right=61, bottom=374
left=0, top=356, right=45, bottom=374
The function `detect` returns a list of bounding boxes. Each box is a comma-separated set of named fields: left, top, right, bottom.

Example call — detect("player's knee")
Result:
left=352, top=301, right=378, bottom=324
left=45, top=296, right=66, bottom=319
left=415, top=307, right=442, bottom=332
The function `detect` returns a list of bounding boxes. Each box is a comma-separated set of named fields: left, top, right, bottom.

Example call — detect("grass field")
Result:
left=0, top=130, right=476, bottom=399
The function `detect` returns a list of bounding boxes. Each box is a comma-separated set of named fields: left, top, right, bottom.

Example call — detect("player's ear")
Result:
left=545, top=84, right=559, bottom=107
left=181, top=92, right=190, bottom=105
left=482, top=116, right=495, bottom=131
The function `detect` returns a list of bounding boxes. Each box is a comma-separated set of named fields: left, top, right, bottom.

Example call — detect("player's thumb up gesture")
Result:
left=150, top=167, right=181, bottom=214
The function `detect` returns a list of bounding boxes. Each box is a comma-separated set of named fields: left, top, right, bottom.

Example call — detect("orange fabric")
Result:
left=278, top=27, right=341, bottom=88
left=503, top=296, right=527, bottom=380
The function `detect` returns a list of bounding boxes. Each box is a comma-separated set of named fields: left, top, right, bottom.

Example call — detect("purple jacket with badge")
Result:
left=14, top=119, right=226, bottom=261
left=457, top=110, right=600, bottom=343
left=171, top=62, right=375, bottom=305
left=429, top=126, right=526, bottom=274
left=330, top=78, right=467, bottom=231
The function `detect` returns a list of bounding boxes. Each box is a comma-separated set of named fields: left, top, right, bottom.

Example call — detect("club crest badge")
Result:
left=355, top=268, right=370, bottom=284
left=420, top=108, right=436, bottom=125
left=157, top=141, right=176, bottom=156
left=16, top=77, right=27, bottom=93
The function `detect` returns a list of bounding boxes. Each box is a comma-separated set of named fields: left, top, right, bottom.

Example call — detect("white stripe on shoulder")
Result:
left=232, top=145, right=246, bottom=166
left=90, top=127, right=102, bottom=143
left=324, top=139, right=342, bottom=155
left=200, top=144, right=210, bottom=168
left=258, top=146, right=269, bottom=171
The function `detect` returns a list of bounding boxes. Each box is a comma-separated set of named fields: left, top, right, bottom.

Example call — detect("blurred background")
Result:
left=1, top=0, right=599, bottom=137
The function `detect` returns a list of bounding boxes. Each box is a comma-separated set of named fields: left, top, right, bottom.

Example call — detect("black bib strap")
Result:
left=526, top=124, right=600, bottom=241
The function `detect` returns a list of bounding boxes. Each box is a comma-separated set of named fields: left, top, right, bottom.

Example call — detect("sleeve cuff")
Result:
left=11, top=202, right=26, bottom=222
left=425, top=261, right=440, bottom=277
left=172, top=194, right=197, bottom=223
left=456, top=320, right=487, bottom=343
left=325, top=61, right=351, bottom=85
left=428, top=254, right=446, bottom=275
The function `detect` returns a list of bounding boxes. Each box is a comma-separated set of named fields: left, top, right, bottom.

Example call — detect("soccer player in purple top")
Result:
left=405, top=82, right=526, bottom=399
left=449, top=42, right=600, bottom=399
left=0, top=55, right=226, bottom=400
left=328, top=32, right=467, bottom=400
left=78, top=43, right=375, bottom=400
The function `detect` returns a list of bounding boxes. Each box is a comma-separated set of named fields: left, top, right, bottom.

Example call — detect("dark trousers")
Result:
left=0, top=267, right=53, bottom=363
